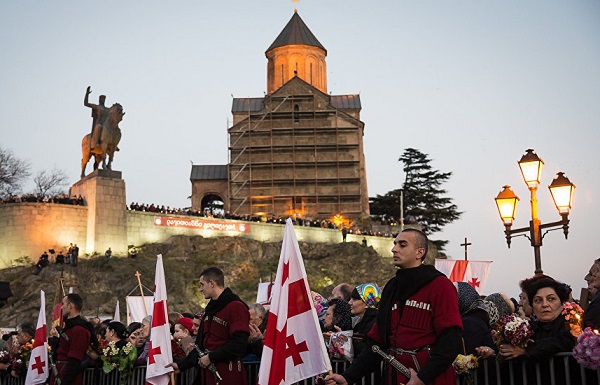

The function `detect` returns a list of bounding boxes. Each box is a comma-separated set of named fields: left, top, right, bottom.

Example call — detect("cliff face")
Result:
left=0, top=235, right=397, bottom=326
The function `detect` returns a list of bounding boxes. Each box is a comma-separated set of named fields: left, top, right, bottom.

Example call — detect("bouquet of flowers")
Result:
left=572, top=327, right=600, bottom=370
left=562, top=302, right=584, bottom=338
left=0, top=351, right=11, bottom=365
left=452, top=354, right=479, bottom=385
left=327, top=331, right=354, bottom=362
left=10, top=358, right=23, bottom=375
left=101, top=341, right=137, bottom=385
left=19, top=340, right=34, bottom=364
left=492, top=314, right=534, bottom=349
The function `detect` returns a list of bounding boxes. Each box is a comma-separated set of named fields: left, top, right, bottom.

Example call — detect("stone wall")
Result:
left=127, top=211, right=393, bottom=257
left=0, top=203, right=87, bottom=267
left=0, top=204, right=393, bottom=268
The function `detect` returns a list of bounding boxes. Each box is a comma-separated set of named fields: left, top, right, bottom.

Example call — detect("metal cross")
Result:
left=460, top=237, right=472, bottom=261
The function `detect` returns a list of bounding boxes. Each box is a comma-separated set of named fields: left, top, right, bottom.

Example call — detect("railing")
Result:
left=1, top=353, right=598, bottom=385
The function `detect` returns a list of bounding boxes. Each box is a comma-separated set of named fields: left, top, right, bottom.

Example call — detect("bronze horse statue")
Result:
left=81, top=103, right=124, bottom=178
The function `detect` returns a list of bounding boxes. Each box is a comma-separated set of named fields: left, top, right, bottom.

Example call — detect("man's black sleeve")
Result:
left=417, top=326, right=462, bottom=384
left=60, top=358, right=81, bottom=385
left=208, top=331, right=249, bottom=363
left=177, top=347, right=199, bottom=371
left=341, top=338, right=382, bottom=384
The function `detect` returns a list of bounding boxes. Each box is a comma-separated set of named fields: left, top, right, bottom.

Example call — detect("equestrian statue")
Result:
left=81, top=86, right=124, bottom=178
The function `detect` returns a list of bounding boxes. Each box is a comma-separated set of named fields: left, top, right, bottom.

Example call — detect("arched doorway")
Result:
left=201, top=193, right=225, bottom=216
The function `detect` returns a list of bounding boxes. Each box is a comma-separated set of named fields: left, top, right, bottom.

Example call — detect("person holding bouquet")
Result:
left=498, top=279, right=578, bottom=384
left=102, top=322, right=137, bottom=385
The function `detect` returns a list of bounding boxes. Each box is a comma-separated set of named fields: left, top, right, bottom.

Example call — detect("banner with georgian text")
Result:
left=153, top=216, right=250, bottom=233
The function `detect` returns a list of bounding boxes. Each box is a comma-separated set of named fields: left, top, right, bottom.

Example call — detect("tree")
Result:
left=33, top=167, right=69, bottom=196
left=0, top=147, right=31, bottom=197
left=370, top=148, right=462, bottom=249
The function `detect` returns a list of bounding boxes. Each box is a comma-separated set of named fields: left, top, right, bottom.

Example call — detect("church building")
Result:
left=191, top=12, right=369, bottom=222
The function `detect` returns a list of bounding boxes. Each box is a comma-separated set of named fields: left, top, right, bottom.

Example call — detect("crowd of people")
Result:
left=33, top=244, right=81, bottom=274
left=1, top=231, right=599, bottom=385
left=1, top=194, right=85, bottom=205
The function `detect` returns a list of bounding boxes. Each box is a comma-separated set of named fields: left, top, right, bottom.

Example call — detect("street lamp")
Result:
left=494, top=149, right=576, bottom=274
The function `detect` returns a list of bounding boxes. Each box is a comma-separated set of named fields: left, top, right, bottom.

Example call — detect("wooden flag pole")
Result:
left=135, top=271, right=148, bottom=316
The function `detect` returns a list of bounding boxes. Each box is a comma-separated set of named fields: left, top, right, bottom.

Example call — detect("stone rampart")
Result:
left=0, top=204, right=393, bottom=268
left=0, top=203, right=87, bottom=267
left=127, top=211, right=393, bottom=257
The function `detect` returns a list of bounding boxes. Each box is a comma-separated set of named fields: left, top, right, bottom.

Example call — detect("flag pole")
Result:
left=135, top=271, right=148, bottom=316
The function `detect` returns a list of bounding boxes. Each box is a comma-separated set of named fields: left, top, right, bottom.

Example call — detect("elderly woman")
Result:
left=499, top=279, right=577, bottom=384
left=348, top=283, right=380, bottom=356
left=454, top=283, right=494, bottom=356
left=323, top=298, right=353, bottom=335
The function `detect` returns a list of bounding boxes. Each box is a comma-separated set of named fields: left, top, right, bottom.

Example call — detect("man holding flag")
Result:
left=49, top=294, right=95, bottom=385
left=25, top=291, right=48, bottom=385
left=169, top=267, right=250, bottom=385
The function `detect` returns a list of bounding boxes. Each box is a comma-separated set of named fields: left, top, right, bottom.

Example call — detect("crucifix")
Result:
left=460, top=237, right=472, bottom=261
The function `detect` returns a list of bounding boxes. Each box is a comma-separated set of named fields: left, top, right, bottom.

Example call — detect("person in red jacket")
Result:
left=326, top=229, right=463, bottom=385
left=50, top=294, right=95, bottom=385
left=169, top=267, right=250, bottom=385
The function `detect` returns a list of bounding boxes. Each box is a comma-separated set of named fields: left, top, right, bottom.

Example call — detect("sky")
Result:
left=1, top=1, right=599, bottom=298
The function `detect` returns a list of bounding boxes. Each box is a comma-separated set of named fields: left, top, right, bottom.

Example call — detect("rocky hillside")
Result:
left=0, top=235, right=398, bottom=326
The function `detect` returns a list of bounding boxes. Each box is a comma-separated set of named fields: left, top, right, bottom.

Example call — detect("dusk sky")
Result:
left=1, top=1, right=598, bottom=298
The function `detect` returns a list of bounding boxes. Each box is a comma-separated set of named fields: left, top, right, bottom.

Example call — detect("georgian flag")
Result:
left=25, top=290, right=48, bottom=385
left=258, top=218, right=331, bottom=385
left=435, top=260, right=492, bottom=294
left=145, top=255, right=173, bottom=385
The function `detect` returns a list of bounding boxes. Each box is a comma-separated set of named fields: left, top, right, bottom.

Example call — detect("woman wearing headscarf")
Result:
left=483, top=292, right=515, bottom=327
left=312, top=291, right=329, bottom=330
left=323, top=298, right=353, bottom=346
left=454, top=282, right=494, bottom=356
left=349, top=283, right=380, bottom=357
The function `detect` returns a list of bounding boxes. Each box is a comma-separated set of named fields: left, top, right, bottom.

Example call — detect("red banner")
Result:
left=153, top=216, right=251, bottom=233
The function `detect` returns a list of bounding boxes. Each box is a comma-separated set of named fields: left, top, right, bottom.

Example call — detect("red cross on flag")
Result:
left=258, top=218, right=331, bottom=385
left=435, top=260, right=492, bottom=294
left=145, top=255, right=173, bottom=385
left=25, top=290, right=48, bottom=385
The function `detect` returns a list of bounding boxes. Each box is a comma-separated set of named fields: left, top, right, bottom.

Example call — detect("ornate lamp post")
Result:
left=494, top=149, right=576, bottom=274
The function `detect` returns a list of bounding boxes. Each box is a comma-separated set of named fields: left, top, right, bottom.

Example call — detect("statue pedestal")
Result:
left=70, top=169, right=127, bottom=255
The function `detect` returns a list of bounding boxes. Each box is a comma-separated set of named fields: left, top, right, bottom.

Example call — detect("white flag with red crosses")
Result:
left=145, top=255, right=173, bottom=385
left=25, top=290, right=48, bottom=385
left=258, top=218, right=331, bottom=385
left=435, top=260, right=492, bottom=294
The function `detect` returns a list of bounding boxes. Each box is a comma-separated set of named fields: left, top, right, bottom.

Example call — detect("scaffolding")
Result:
left=228, top=91, right=367, bottom=220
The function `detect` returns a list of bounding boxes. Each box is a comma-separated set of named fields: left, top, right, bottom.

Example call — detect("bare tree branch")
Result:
left=33, top=168, right=70, bottom=196
left=0, top=147, right=31, bottom=197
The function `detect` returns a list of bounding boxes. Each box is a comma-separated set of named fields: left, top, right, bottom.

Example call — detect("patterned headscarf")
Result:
left=454, top=282, right=488, bottom=316
left=328, top=299, right=353, bottom=331
left=484, top=293, right=513, bottom=326
left=311, top=291, right=328, bottom=321
left=356, top=283, right=382, bottom=309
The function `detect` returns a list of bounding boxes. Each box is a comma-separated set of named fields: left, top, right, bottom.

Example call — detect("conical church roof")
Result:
left=266, top=12, right=326, bottom=53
